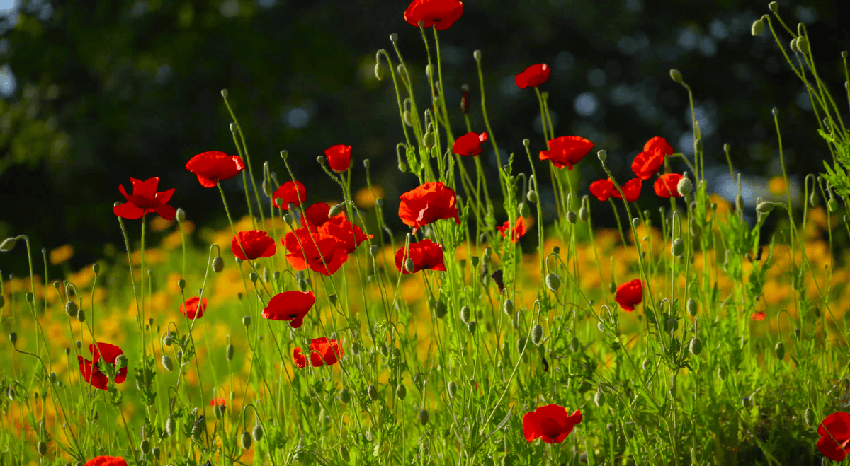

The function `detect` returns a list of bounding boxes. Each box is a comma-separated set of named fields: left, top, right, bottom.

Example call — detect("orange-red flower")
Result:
left=453, top=131, right=488, bottom=157
left=631, top=150, right=665, bottom=180
left=403, top=0, right=463, bottom=30
left=113, top=177, right=176, bottom=220
left=324, top=144, right=352, bottom=173
left=654, top=173, right=684, bottom=198
left=210, top=398, right=226, bottom=407
left=282, top=228, right=349, bottom=275
left=644, top=136, right=674, bottom=157
left=77, top=343, right=128, bottom=391
left=272, top=180, right=307, bottom=210
left=817, top=412, right=850, bottom=461
left=232, top=230, right=277, bottom=261
left=522, top=404, right=582, bottom=443
left=293, top=337, right=344, bottom=368
left=612, top=178, right=643, bottom=203
left=395, top=239, right=446, bottom=274
left=398, top=182, right=460, bottom=234
left=751, top=311, right=766, bottom=321
left=85, top=457, right=128, bottom=466
left=539, top=136, right=593, bottom=170
left=497, top=217, right=528, bottom=243
left=180, top=297, right=207, bottom=319
left=590, top=179, right=614, bottom=202
left=185, top=151, right=245, bottom=188
left=263, top=291, right=315, bottom=328
left=515, top=64, right=551, bottom=89
left=615, top=279, right=643, bottom=312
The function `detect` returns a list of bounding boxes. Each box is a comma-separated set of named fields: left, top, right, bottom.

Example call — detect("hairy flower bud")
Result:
left=757, top=202, right=774, bottom=214
left=594, top=388, right=606, bottom=407
left=531, top=325, right=544, bottom=346
left=212, top=256, right=224, bottom=273
left=374, top=63, right=385, bottom=81
left=65, top=301, right=78, bottom=318
left=77, top=309, right=86, bottom=323
left=526, top=190, right=538, bottom=203
left=242, top=315, right=251, bottom=327
left=669, top=69, right=684, bottom=85
left=165, top=416, right=176, bottom=437
left=460, top=306, right=471, bottom=323
left=545, top=273, right=561, bottom=291
left=775, top=341, right=785, bottom=360
left=447, top=381, right=457, bottom=398
left=752, top=18, right=765, bottom=36
left=423, top=132, right=435, bottom=148
left=688, top=337, right=702, bottom=355
left=677, top=176, right=693, bottom=197
left=419, top=409, right=430, bottom=426
left=503, top=299, right=514, bottom=315
left=240, top=431, right=252, bottom=449
left=368, top=384, right=379, bottom=401
left=0, top=237, right=17, bottom=252
left=804, top=407, right=815, bottom=427
left=566, top=211, right=577, bottom=223
left=516, top=337, right=527, bottom=353
left=252, top=425, right=264, bottom=442
left=578, top=205, right=589, bottom=221
left=162, top=355, right=174, bottom=371
left=828, top=198, right=838, bottom=212
left=672, top=238, right=685, bottom=257
left=37, top=441, right=47, bottom=456
left=686, top=298, right=698, bottom=316
left=226, top=344, right=234, bottom=362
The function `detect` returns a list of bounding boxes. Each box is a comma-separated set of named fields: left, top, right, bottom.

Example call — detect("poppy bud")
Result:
left=774, top=341, right=785, bottom=360
left=768, top=1, right=778, bottom=12
left=531, top=325, right=544, bottom=346
left=795, top=327, right=801, bottom=339
left=212, top=256, right=224, bottom=273
left=596, top=150, right=607, bottom=164
left=140, top=439, right=151, bottom=454
left=756, top=202, right=774, bottom=214
left=685, top=298, right=698, bottom=316
left=240, top=431, right=252, bottom=449
left=423, top=132, right=435, bottom=148
left=677, top=176, right=693, bottom=197
left=37, top=441, right=47, bottom=456
left=503, top=299, right=514, bottom=315
left=664, top=317, right=679, bottom=333
left=339, top=388, right=351, bottom=403
left=242, top=315, right=251, bottom=327
left=249, top=272, right=259, bottom=283
left=367, top=384, right=380, bottom=401
left=419, top=409, right=430, bottom=426
left=298, top=278, right=309, bottom=291
left=809, top=192, right=818, bottom=207
left=162, top=355, right=174, bottom=371
left=226, top=344, right=234, bottom=362
left=642, top=358, right=652, bottom=371
left=672, top=238, right=685, bottom=258
left=252, top=424, right=264, bottom=442
left=594, top=388, right=606, bottom=407
left=566, top=211, right=577, bottom=223
left=804, top=407, right=815, bottom=427
left=797, top=36, right=809, bottom=52
left=447, top=381, right=457, bottom=398
left=165, top=416, right=176, bottom=437
left=688, top=337, right=702, bottom=355
left=669, top=69, right=684, bottom=85
left=473, top=49, right=482, bottom=62
left=64, top=301, right=78, bottom=318
left=545, top=273, right=561, bottom=291
left=0, top=237, right=17, bottom=252
left=467, top=321, right=477, bottom=333
left=578, top=205, right=589, bottom=221
left=329, top=203, right=346, bottom=217
left=742, top=396, right=751, bottom=408
left=828, top=199, right=838, bottom=212
left=516, top=337, right=527, bottom=353
left=460, top=306, right=471, bottom=323
left=570, top=336, right=580, bottom=353
left=526, top=190, right=538, bottom=203
left=77, top=309, right=86, bottom=323
left=610, top=282, right=617, bottom=294
left=752, top=18, right=765, bottom=36
left=374, top=63, right=385, bottom=81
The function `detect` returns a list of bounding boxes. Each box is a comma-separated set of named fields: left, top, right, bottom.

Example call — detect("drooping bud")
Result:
left=466, top=321, right=477, bottom=333
left=677, top=175, right=693, bottom=197
left=531, top=325, right=544, bottom=345
left=368, top=384, right=379, bottom=401
left=252, top=424, right=264, bottom=442
left=503, top=299, right=514, bottom=315
left=460, top=306, right=471, bottom=323
left=688, top=337, right=702, bottom=355
left=242, top=315, right=251, bottom=327
left=669, top=69, right=684, bottom=85
left=419, top=409, right=430, bottom=426
left=77, top=309, right=86, bottom=323
left=175, top=208, right=186, bottom=223
left=0, top=237, right=17, bottom=252
left=240, top=431, right=252, bottom=449
left=162, top=355, right=175, bottom=371
left=516, top=337, right=527, bottom=353
left=447, top=381, right=457, bottom=398
left=686, top=298, right=698, bottom=316
left=597, top=150, right=607, bottom=164
left=545, top=273, right=561, bottom=291
left=774, top=341, right=785, bottom=360
left=37, top=441, right=47, bottom=456
left=526, top=190, right=538, bottom=203
left=165, top=416, right=176, bottom=437
left=828, top=198, right=838, bottom=212
left=374, top=63, right=385, bottom=81
left=757, top=202, right=774, bottom=214
left=566, top=211, right=577, bottom=223
left=769, top=1, right=778, bottom=13
left=672, top=238, right=685, bottom=257
left=578, top=205, right=589, bottom=221
left=65, top=301, right=78, bottom=318
left=396, top=384, right=407, bottom=400
left=752, top=18, right=765, bottom=36
left=804, top=407, right=815, bottom=427
left=226, top=344, right=234, bottom=362
left=212, top=256, right=224, bottom=273
left=594, top=388, right=606, bottom=407
left=329, top=203, right=346, bottom=218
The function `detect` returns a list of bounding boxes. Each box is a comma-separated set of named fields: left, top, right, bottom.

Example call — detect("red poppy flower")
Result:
left=85, top=457, right=128, bottom=466
left=77, top=343, right=128, bottom=391
left=232, top=230, right=277, bottom=261
left=522, top=404, right=582, bottom=444
left=654, top=173, right=684, bottom=198
left=589, top=179, right=614, bottom=202
left=515, top=64, right=551, bottom=89
left=180, top=297, right=207, bottom=319
left=113, top=177, right=176, bottom=220
left=615, top=279, right=643, bottom=312
left=262, top=290, right=315, bottom=328
left=497, top=217, right=528, bottom=243
left=818, top=412, right=850, bottom=461
left=453, top=131, right=488, bottom=157
left=294, top=337, right=344, bottom=368
left=398, top=182, right=461, bottom=234
left=185, top=151, right=245, bottom=188
left=403, top=0, right=463, bottom=30
left=612, top=178, right=643, bottom=203
left=395, top=239, right=446, bottom=274
left=631, top=150, right=665, bottom=180
left=301, top=202, right=333, bottom=227
left=643, top=136, right=674, bottom=157
left=272, top=180, right=307, bottom=210
left=210, top=398, right=226, bottom=407
left=751, top=311, right=766, bottom=321
left=283, top=228, right=349, bottom=275
left=539, top=136, right=594, bottom=170
left=321, top=215, right=373, bottom=254
left=324, top=144, right=352, bottom=173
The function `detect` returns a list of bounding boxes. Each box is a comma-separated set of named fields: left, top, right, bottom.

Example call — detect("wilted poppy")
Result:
left=497, top=217, right=528, bottom=243
left=615, top=279, right=643, bottom=312
left=283, top=228, right=349, bottom=275
left=589, top=179, right=615, bottom=202
left=403, top=0, right=463, bottom=30
left=751, top=311, right=766, bottom=321
left=631, top=150, right=665, bottom=180
left=232, top=230, right=277, bottom=261
left=210, top=398, right=226, bottom=407
left=654, top=173, right=684, bottom=198
left=612, top=178, right=643, bottom=203
left=398, top=182, right=461, bottom=234
left=644, top=136, right=674, bottom=157
left=522, top=404, right=582, bottom=444
left=817, top=412, right=850, bottom=461
left=453, top=131, right=488, bottom=157
left=180, top=297, right=207, bottom=319
left=263, top=290, right=316, bottom=328
left=113, top=177, right=176, bottom=220
left=185, top=151, right=245, bottom=188
left=395, top=239, right=446, bottom=274
left=294, top=337, right=344, bottom=368
left=539, top=136, right=594, bottom=170
left=85, top=457, right=128, bottom=466
left=515, top=64, right=551, bottom=89
left=77, top=343, right=128, bottom=391
left=324, top=144, right=352, bottom=173
left=272, top=180, right=307, bottom=210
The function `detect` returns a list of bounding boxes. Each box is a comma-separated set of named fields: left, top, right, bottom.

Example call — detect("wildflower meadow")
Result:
left=3, top=1, right=850, bottom=465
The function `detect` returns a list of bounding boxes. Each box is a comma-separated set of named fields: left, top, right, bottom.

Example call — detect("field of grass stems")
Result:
left=3, top=2, right=850, bottom=465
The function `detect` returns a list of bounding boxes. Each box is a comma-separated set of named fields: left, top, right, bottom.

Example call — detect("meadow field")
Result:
left=2, top=1, right=850, bottom=465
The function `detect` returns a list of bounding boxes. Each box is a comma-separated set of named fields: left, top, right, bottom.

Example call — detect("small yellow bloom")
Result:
left=49, top=244, right=74, bottom=265
left=150, top=216, right=174, bottom=232
left=768, top=176, right=788, bottom=195
left=355, top=186, right=384, bottom=209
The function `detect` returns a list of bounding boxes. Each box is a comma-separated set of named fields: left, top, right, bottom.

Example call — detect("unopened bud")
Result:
left=757, top=202, right=774, bottom=214
left=466, top=321, right=477, bottom=333
left=65, top=301, right=78, bottom=317
left=672, top=238, right=685, bottom=257
left=37, top=441, right=47, bottom=456
left=460, top=306, right=471, bottom=323
left=828, top=199, right=838, bottom=212
left=797, top=36, right=808, bottom=52
left=77, top=309, right=86, bottom=323
left=597, top=150, right=607, bottom=163
left=8, top=332, right=15, bottom=345
left=419, top=409, right=430, bottom=425
left=162, top=355, right=174, bottom=371
left=165, top=416, right=176, bottom=437
left=473, top=50, right=482, bottom=61
left=769, top=1, right=778, bottom=13
left=447, top=381, right=457, bottom=398
left=423, top=132, right=435, bottom=148
left=0, top=237, right=17, bottom=252
left=526, top=190, right=538, bottom=203
left=226, top=344, right=234, bottom=362
left=329, top=203, right=346, bottom=218
left=688, top=337, right=702, bottom=355
left=594, top=388, right=606, bottom=407
left=578, top=205, right=589, bottom=221
left=566, top=211, right=577, bottom=223
left=242, top=315, right=251, bottom=327
left=632, top=217, right=641, bottom=228
left=669, top=69, right=684, bottom=84
left=405, top=258, right=415, bottom=273
left=531, top=325, right=544, bottom=345
left=516, top=337, right=527, bottom=353
left=368, top=384, right=379, bottom=401
left=774, top=341, right=785, bottom=360
left=396, top=384, right=406, bottom=400
left=339, top=388, right=351, bottom=403
left=374, top=63, right=385, bottom=81
left=686, top=298, right=698, bottom=316
left=752, top=18, right=765, bottom=36
left=252, top=424, right=264, bottom=441
left=175, top=208, right=186, bottom=223
left=677, top=176, right=693, bottom=196
left=503, top=299, right=514, bottom=315
left=804, top=407, right=815, bottom=427
left=241, top=431, right=252, bottom=449
left=212, top=256, right=224, bottom=273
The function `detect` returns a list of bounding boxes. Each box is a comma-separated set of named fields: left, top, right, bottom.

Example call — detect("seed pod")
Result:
left=531, top=325, right=544, bottom=346
left=775, top=341, right=785, bottom=360
left=162, top=355, right=174, bottom=371
left=252, top=424, right=264, bottom=442
left=212, top=256, right=224, bottom=273
left=594, top=388, right=606, bottom=407
left=240, top=431, right=252, bottom=449
left=419, top=409, right=430, bottom=426
left=65, top=301, right=78, bottom=317
left=226, top=344, right=234, bottom=362
left=686, top=298, right=698, bottom=316
left=368, top=384, right=379, bottom=401
left=545, top=273, right=561, bottom=291
left=688, top=337, right=702, bottom=355
left=447, top=381, right=457, bottom=398
left=165, top=416, right=176, bottom=437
